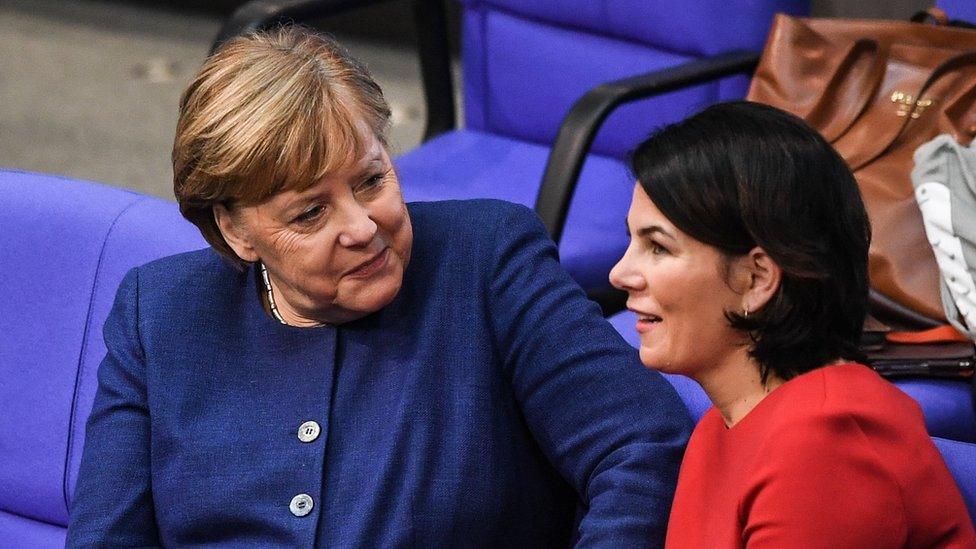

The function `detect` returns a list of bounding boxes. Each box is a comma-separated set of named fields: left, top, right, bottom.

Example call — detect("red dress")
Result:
left=665, top=363, right=975, bottom=548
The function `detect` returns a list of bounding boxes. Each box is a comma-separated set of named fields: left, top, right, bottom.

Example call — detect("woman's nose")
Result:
left=337, top=204, right=377, bottom=248
left=609, top=253, right=643, bottom=292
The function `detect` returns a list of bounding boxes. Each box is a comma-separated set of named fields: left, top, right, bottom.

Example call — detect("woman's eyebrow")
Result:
left=281, top=189, right=328, bottom=214
left=354, top=156, right=384, bottom=177
left=636, top=225, right=676, bottom=241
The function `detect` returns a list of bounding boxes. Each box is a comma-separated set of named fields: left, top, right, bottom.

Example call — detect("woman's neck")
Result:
left=695, top=350, right=784, bottom=428
left=258, top=262, right=328, bottom=328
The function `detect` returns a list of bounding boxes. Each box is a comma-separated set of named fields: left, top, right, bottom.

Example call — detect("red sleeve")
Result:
left=739, top=411, right=908, bottom=548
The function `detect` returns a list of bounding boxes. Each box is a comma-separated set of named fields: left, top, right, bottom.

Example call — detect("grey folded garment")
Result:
left=911, top=134, right=976, bottom=339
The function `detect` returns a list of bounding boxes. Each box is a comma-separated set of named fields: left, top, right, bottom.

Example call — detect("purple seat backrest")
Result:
left=939, top=0, right=976, bottom=22
left=0, top=170, right=206, bottom=538
left=932, top=437, right=976, bottom=523
left=458, top=0, right=809, bottom=159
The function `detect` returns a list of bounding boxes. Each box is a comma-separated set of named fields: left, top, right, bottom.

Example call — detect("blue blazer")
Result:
left=67, top=200, right=691, bottom=547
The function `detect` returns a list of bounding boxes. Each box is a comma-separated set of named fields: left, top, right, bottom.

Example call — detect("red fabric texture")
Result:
left=665, top=363, right=976, bottom=548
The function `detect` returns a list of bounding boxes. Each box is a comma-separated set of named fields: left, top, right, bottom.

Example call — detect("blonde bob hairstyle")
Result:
left=173, top=26, right=392, bottom=269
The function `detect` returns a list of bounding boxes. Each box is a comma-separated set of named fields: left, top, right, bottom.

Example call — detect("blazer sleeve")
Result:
left=66, top=268, right=161, bottom=548
left=484, top=204, right=692, bottom=548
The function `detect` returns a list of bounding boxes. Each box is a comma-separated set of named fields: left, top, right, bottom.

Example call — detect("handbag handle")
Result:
left=748, top=17, right=887, bottom=142
left=909, top=7, right=949, bottom=26
left=846, top=51, right=976, bottom=170
left=807, top=39, right=887, bottom=142
left=941, top=77, right=976, bottom=146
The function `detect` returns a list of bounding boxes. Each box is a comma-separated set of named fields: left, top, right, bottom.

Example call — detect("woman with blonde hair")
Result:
left=66, top=27, right=690, bottom=546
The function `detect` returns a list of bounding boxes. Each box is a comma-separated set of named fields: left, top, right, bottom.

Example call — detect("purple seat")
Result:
left=939, top=0, right=976, bottom=23
left=896, top=379, right=976, bottom=443
left=0, top=170, right=206, bottom=546
left=933, top=437, right=976, bottom=524
left=396, top=0, right=808, bottom=295
left=609, top=309, right=976, bottom=442
left=396, top=129, right=632, bottom=289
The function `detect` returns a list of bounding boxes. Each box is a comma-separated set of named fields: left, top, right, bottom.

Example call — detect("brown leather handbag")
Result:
left=747, top=10, right=976, bottom=323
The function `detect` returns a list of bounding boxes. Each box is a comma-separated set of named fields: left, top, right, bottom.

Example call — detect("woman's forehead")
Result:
left=321, top=117, right=385, bottom=172
left=272, top=139, right=388, bottom=203
left=628, top=185, right=667, bottom=223
left=331, top=133, right=387, bottom=177
left=268, top=120, right=385, bottom=193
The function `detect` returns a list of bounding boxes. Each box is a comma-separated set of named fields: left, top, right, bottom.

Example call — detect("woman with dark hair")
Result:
left=610, top=101, right=975, bottom=546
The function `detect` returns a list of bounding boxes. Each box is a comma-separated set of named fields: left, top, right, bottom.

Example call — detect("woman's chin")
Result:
left=363, top=281, right=402, bottom=313
left=638, top=347, right=683, bottom=375
left=338, top=271, right=404, bottom=321
left=637, top=347, right=661, bottom=369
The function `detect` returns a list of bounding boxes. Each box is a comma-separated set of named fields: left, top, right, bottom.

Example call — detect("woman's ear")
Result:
left=740, top=246, right=782, bottom=315
left=213, top=203, right=259, bottom=263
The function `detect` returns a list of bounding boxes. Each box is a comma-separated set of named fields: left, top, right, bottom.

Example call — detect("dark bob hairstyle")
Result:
left=631, top=101, right=871, bottom=382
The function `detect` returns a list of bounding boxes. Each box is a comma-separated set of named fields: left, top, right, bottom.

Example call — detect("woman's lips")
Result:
left=635, top=318, right=659, bottom=334
left=632, top=311, right=663, bottom=335
left=347, top=248, right=389, bottom=278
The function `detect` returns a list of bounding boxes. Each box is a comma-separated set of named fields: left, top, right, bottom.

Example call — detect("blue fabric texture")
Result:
left=67, top=200, right=692, bottom=547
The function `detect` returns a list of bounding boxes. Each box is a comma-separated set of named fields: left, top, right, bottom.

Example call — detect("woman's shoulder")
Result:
left=763, top=363, right=920, bottom=425
left=796, top=363, right=924, bottom=430
left=137, top=246, right=224, bottom=273
left=122, top=247, right=248, bottom=318
left=405, top=199, right=551, bottom=278
left=407, top=199, right=542, bottom=242
left=744, top=364, right=973, bottom=545
left=759, top=363, right=934, bottom=478
left=135, top=247, right=239, bottom=290
left=407, top=198, right=534, bottom=221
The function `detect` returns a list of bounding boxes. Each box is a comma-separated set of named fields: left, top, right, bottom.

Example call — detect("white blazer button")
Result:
left=298, top=420, right=320, bottom=443
left=290, top=493, right=314, bottom=517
